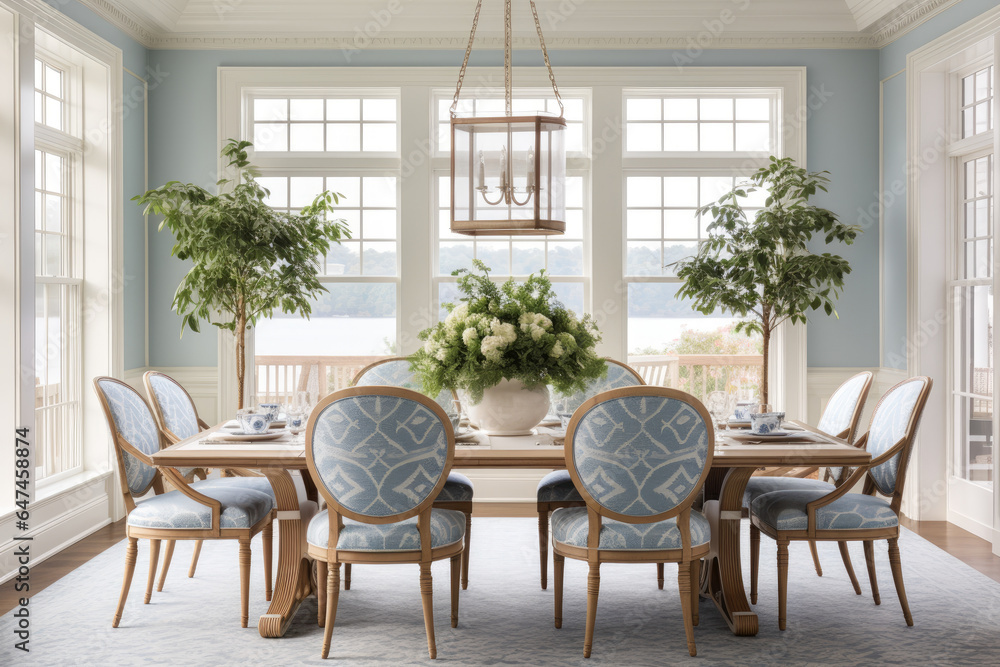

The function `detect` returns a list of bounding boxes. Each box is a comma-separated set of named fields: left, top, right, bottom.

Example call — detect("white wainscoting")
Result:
left=126, top=366, right=220, bottom=425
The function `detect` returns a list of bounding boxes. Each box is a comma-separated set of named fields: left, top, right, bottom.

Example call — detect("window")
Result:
left=33, top=53, right=83, bottom=484
left=961, top=65, right=994, bottom=139
left=251, top=94, right=398, bottom=153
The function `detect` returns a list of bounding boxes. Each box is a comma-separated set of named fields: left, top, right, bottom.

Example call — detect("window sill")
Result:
left=0, top=469, right=113, bottom=521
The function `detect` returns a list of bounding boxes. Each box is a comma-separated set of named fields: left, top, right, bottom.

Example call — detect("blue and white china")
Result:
left=750, top=411, right=785, bottom=435
left=734, top=401, right=757, bottom=420
left=286, top=410, right=306, bottom=435
left=236, top=409, right=270, bottom=435
left=258, top=403, right=281, bottom=422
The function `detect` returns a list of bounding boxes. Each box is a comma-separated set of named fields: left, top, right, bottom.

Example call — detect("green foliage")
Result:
left=675, top=156, right=860, bottom=337
left=133, top=139, right=350, bottom=337
left=410, top=260, right=607, bottom=403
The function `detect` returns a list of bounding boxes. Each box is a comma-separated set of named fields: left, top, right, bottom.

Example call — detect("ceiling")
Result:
left=76, top=0, right=959, bottom=49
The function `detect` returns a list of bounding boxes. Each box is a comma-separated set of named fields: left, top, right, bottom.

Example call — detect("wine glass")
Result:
left=723, top=392, right=738, bottom=431
left=705, top=391, right=729, bottom=430
left=294, top=391, right=312, bottom=413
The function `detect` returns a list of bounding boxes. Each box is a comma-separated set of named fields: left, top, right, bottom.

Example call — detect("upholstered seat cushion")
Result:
left=434, top=472, right=475, bottom=503
left=751, top=490, right=899, bottom=532
left=307, top=508, right=466, bottom=552
left=742, top=477, right=834, bottom=509
left=127, top=487, right=274, bottom=530
left=193, top=476, right=276, bottom=499
left=537, top=470, right=583, bottom=503
left=551, top=506, right=711, bottom=551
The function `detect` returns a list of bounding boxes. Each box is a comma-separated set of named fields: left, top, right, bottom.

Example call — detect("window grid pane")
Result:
left=625, top=95, right=773, bottom=154
left=960, top=154, right=994, bottom=279
left=251, top=96, right=399, bottom=153
left=34, top=57, right=66, bottom=131
left=961, top=66, right=994, bottom=139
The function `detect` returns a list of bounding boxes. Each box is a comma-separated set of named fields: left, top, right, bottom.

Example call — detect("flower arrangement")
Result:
left=410, top=261, right=607, bottom=403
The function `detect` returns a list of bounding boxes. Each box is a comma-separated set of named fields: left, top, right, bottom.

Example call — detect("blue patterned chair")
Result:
left=93, top=377, right=275, bottom=629
left=552, top=386, right=714, bottom=658
left=143, top=371, right=277, bottom=598
left=304, top=386, right=465, bottom=660
left=745, top=370, right=873, bottom=596
left=352, top=357, right=475, bottom=590
left=748, top=376, right=932, bottom=630
left=537, top=358, right=644, bottom=590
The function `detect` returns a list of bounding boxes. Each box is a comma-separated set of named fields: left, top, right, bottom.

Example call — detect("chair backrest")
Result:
left=305, top=386, right=455, bottom=522
left=864, top=376, right=933, bottom=500
left=817, top=371, right=873, bottom=441
left=555, top=358, right=645, bottom=412
left=144, top=371, right=202, bottom=442
left=93, top=377, right=163, bottom=503
left=566, top=386, right=713, bottom=522
left=353, top=357, right=459, bottom=429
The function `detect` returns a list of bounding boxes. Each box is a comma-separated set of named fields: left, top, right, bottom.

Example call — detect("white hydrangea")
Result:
left=490, top=319, right=517, bottom=344
left=435, top=348, right=448, bottom=362
left=480, top=335, right=506, bottom=363
left=462, top=327, right=478, bottom=346
left=549, top=341, right=564, bottom=358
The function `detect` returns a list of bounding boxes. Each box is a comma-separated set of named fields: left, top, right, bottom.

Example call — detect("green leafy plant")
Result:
left=675, top=156, right=860, bottom=405
left=134, top=139, right=350, bottom=409
left=410, top=260, right=606, bottom=403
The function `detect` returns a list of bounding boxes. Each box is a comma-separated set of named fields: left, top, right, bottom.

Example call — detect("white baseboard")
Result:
left=947, top=508, right=994, bottom=543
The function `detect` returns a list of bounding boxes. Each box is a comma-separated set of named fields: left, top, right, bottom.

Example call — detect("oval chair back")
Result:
left=143, top=371, right=205, bottom=442
left=555, top=358, right=645, bottom=413
left=353, top=357, right=460, bottom=431
left=818, top=371, right=874, bottom=484
left=565, top=386, right=714, bottom=548
left=93, top=377, right=164, bottom=512
left=863, top=376, right=933, bottom=508
left=305, top=386, right=456, bottom=523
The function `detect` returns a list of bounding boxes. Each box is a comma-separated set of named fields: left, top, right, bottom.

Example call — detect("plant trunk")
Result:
left=236, top=303, right=246, bottom=410
left=760, top=305, right=771, bottom=408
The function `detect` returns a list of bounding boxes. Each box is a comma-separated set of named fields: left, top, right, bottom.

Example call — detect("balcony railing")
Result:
left=255, top=353, right=764, bottom=405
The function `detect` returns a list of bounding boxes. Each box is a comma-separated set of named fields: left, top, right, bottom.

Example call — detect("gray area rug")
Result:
left=3, top=518, right=999, bottom=665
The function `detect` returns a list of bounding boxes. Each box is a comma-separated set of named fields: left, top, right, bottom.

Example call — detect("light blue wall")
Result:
left=879, top=0, right=1000, bottom=369
left=146, top=48, right=881, bottom=368
left=43, top=0, right=148, bottom=370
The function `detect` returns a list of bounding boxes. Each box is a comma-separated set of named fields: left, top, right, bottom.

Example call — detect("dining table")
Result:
left=151, top=418, right=870, bottom=639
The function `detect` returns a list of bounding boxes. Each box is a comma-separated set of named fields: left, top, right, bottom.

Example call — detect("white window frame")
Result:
left=218, top=66, right=807, bottom=419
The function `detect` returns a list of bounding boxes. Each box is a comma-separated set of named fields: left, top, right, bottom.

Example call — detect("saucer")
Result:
left=747, top=430, right=790, bottom=437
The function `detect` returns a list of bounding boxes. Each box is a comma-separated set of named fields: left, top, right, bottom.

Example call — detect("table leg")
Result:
left=258, top=469, right=313, bottom=638
left=700, top=466, right=759, bottom=636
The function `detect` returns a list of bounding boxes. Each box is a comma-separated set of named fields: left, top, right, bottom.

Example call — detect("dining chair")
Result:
left=304, top=386, right=465, bottom=659
left=748, top=376, right=932, bottom=630
left=143, top=370, right=276, bottom=598
left=537, top=358, right=645, bottom=590
left=743, top=370, right=873, bottom=597
left=352, top=357, right=474, bottom=590
left=552, top=386, right=714, bottom=658
left=93, top=377, right=275, bottom=628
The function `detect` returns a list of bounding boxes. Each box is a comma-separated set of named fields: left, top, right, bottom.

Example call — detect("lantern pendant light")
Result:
left=449, top=0, right=567, bottom=236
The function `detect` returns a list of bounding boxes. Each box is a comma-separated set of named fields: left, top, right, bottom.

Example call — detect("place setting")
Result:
left=203, top=394, right=310, bottom=444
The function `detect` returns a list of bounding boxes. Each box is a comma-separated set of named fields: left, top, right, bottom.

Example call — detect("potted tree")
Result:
left=675, top=157, right=860, bottom=407
left=135, top=139, right=350, bottom=410
left=410, top=261, right=607, bottom=435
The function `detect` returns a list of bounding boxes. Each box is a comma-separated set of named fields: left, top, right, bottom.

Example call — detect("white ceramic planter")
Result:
left=461, top=379, right=551, bottom=436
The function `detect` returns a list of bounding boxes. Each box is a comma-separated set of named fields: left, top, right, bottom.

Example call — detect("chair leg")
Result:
left=538, top=509, right=549, bottom=590
left=750, top=523, right=760, bottom=605
left=188, top=540, right=203, bottom=578
left=678, top=560, right=697, bottom=657
left=316, top=560, right=328, bottom=627
left=777, top=539, right=789, bottom=631
left=584, top=561, right=601, bottom=658
left=450, top=554, right=461, bottom=628
left=657, top=563, right=664, bottom=590
left=887, top=538, right=913, bottom=626
left=144, top=539, right=161, bottom=604
left=839, top=541, right=862, bottom=595
left=462, top=510, right=472, bottom=590
left=321, top=563, right=340, bottom=659
left=262, top=521, right=273, bottom=602
left=809, top=540, right=823, bottom=577
left=553, top=553, right=565, bottom=629
left=689, top=559, right=700, bottom=627
left=344, top=564, right=352, bottom=591
left=419, top=562, right=437, bottom=660
left=863, top=540, right=881, bottom=605
left=113, top=537, right=138, bottom=628
left=156, top=540, right=175, bottom=592
left=238, top=539, right=251, bottom=628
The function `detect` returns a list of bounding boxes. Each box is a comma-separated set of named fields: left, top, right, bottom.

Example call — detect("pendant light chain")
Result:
left=450, top=0, right=564, bottom=118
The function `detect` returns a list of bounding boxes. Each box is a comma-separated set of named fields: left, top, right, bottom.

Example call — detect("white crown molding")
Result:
left=70, top=0, right=964, bottom=51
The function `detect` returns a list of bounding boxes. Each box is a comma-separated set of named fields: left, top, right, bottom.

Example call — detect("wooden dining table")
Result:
left=151, top=419, right=869, bottom=639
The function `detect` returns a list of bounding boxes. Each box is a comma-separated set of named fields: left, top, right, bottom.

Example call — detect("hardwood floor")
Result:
left=2, top=512, right=998, bottom=616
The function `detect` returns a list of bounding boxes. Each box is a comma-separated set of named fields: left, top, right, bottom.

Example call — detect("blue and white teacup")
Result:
left=236, top=409, right=270, bottom=435
left=750, top=411, right=785, bottom=435
left=258, top=403, right=281, bottom=422
left=733, top=401, right=756, bottom=420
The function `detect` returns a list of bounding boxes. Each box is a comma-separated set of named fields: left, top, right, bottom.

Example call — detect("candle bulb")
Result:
left=478, top=150, right=485, bottom=190
left=526, top=147, right=535, bottom=191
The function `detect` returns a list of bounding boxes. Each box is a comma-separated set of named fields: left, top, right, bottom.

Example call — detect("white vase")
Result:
left=461, top=379, right=551, bottom=436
